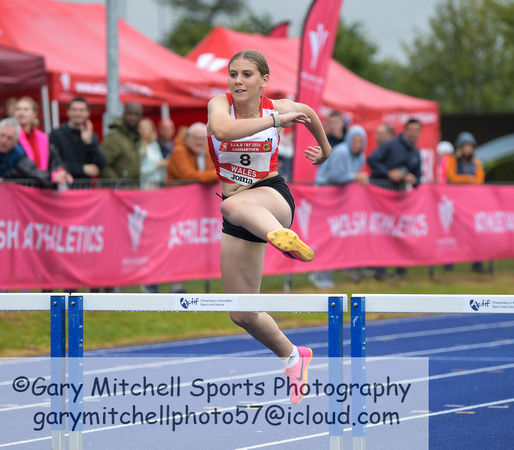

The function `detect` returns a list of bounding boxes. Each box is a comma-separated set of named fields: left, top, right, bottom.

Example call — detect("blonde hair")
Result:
left=16, top=96, right=38, bottom=113
left=15, top=96, right=39, bottom=127
left=139, top=117, right=157, bottom=144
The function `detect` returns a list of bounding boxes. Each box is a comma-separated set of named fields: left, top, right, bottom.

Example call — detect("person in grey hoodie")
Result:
left=316, top=124, right=369, bottom=186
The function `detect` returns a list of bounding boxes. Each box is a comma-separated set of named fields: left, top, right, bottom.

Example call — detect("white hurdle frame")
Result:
left=74, top=292, right=338, bottom=312
left=350, top=293, right=514, bottom=450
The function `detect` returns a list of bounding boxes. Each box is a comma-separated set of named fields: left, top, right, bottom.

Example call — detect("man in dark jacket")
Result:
left=367, top=118, right=422, bottom=189
left=0, top=118, right=70, bottom=188
left=49, top=97, right=106, bottom=186
left=367, top=118, right=422, bottom=279
left=100, top=102, right=143, bottom=180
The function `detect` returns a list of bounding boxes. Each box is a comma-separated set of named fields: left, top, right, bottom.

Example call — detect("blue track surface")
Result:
left=1, top=313, right=513, bottom=449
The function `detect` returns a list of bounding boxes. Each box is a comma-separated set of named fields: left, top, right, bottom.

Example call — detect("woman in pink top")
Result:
left=14, top=96, right=72, bottom=187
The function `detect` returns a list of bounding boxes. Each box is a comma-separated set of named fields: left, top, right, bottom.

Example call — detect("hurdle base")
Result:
left=51, top=430, right=65, bottom=449
left=69, top=430, right=82, bottom=450
left=353, top=436, right=366, bottom=449
left=329, top=435, right=343, bottom=450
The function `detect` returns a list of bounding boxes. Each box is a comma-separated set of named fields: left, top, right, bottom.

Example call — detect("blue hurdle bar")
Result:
left=351, top=296, right=366, bottom=450
left=68, top=296, right=84, bottom=450
left=328, top=296, right=345, bottom=450
left=50, top=295, right=66, bottom=450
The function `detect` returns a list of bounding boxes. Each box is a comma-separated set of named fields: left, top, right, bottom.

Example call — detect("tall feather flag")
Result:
left=292, top=0, right=344, bottom=182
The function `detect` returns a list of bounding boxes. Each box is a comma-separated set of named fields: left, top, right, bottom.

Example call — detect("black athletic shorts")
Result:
left=221, top=175, right=295, bottom=243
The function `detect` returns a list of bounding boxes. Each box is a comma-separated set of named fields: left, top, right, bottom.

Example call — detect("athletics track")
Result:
left=1, top=312, right=513, bottom=449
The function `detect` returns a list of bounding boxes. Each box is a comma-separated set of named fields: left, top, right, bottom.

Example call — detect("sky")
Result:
left=63, top=0, right=442, bottom=63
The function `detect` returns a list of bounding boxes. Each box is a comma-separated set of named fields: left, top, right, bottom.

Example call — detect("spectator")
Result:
left=447, top=132, right=484, bottom=185
left=138, top=118, right=167, bottom=189
left=368, top=123, right=397, bottom=279
left=447, top=131, right=485, bottom=273
left=100, top=101, right=143, bottom=180
left=368, top=118, right=422, bottom=190
left=138, top=117, right=168, bottom=294
left=436, top=141, right=455, bottom=271
left=317, top=124, right=369, bottom=187
left=375, top=122, right=395, bottom=146
left=324, top=110, right=347, bottom=147
left=312, top=125, right=369, bottom=287
left=49, top=97, right=106, bottom=187
left=368, top=118, right=423, bottom=277
left=14, top=97, right=72, bottom=185
left=166, top=122, right=217, bottom=184
left=0, top=118, right=71, bottom=188
left=1, top=96, right=16, bottom=119
left=436, top=140, right=454, bottom=184
left=157, top=119, right=175, bottom=159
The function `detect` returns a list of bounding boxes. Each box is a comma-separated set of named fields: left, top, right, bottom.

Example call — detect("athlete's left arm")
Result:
left=274, top=99, right=331, bottom=165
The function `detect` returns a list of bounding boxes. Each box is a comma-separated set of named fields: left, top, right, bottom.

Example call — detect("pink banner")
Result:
left=1, top=183, right=513, bottom=290
left=293, top=0, right=344, bottom=182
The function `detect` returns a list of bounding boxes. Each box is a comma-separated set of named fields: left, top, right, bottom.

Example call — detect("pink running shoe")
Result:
left=284, top=347, right=313, bottom=405
left=267, top=228, right=314, bottom=262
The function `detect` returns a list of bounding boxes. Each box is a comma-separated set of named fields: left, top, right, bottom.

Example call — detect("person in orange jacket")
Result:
left=446, top=132, right=485, bottom=184
left=166, top=122, right=217, bottom=184
left=447, top=131, right=486, bottom=273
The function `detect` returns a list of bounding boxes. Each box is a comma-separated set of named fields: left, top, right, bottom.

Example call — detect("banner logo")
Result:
left=308, top=23, right=329, bottom=69
left=60, top=72, right=71, bottom=91
left=438, top=196, right=454, bottom=233
left=196, top=53, right=229, bottom=72
left=128, top=205, right=147, bottom=251
left=296, top=199, right=312, bottom=239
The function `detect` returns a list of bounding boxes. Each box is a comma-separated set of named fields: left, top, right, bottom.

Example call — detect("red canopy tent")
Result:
left=0, top=0, right=226, bottom=129
left=188, top=26, right=440, bottom=182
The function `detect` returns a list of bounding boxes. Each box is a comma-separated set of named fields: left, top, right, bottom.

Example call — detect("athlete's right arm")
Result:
left=207, top=94, right=275, bottom=142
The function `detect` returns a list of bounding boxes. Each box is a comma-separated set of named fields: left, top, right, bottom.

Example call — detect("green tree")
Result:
left=397, top=0, right=514, bottom=113
left=160, top=0, right=244, bottom=55
left=232, top=11, right=274, bottom=35
left=331, top=18, right=408, bottom=90
left=160, top=0, right=272, bottom=55
left=332, top=19, right=379, bottom=82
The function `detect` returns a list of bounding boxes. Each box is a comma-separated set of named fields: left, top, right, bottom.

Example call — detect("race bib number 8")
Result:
left=219, top=141, right=273, bottom=185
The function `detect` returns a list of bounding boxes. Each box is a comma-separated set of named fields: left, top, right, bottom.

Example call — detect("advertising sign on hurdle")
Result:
left=465, top=296, right=514, bottom=313
left=174, top=294, right=239, bottom=311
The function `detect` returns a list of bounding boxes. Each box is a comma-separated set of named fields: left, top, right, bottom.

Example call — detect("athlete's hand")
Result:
left=305, top=146, right=328, bottom=165
left=279, top=111, right=311, bottom=128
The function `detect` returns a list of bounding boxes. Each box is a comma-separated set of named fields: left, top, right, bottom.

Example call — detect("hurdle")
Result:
left=0, top=293, right=68, bottom=450
left=61, top=292, right=347, bottom=450
left=350, top=294, right=514, bottom=450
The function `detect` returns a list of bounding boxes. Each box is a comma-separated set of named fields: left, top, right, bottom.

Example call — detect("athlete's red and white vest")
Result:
left=208, top=94, right=280, bottom=186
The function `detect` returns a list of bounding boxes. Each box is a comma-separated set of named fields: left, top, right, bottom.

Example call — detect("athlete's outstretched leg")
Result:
left=221, top=233, right=294, bottom=357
